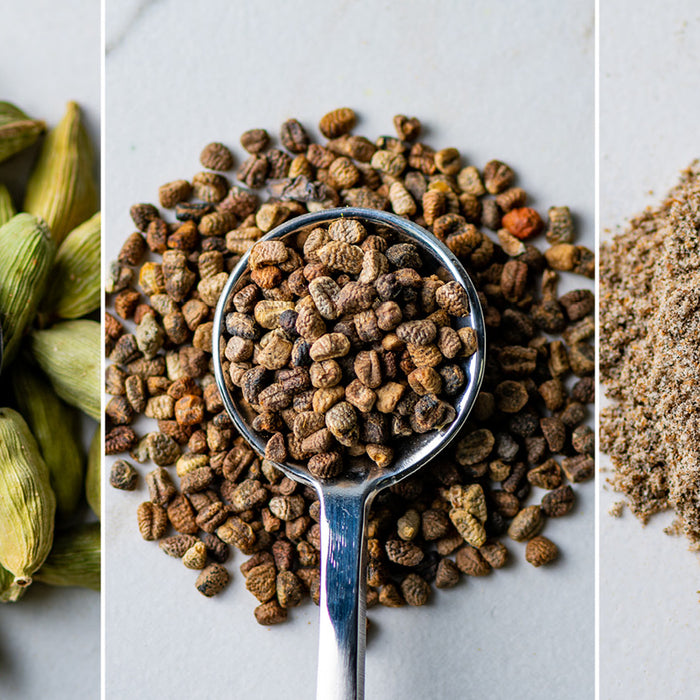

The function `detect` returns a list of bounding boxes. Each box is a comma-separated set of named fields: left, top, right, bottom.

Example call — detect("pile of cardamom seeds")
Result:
left=0, top=101, right=101, bottom=601
left=106, top=109, right=594, bottom=624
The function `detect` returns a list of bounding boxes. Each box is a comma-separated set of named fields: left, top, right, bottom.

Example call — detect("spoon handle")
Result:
left=316, top=488, right=371, bottom=700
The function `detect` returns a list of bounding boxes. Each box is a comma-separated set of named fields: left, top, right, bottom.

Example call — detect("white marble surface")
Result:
left=0, top=1, right=101, bottom=700
left=104, top=1, right=594, bottom=699
left=599, top=2, right=700, bottom=699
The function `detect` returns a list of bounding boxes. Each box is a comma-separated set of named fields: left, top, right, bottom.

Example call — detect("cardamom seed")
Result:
left=85, top=425, right=101, bottom=519
left=0, top=408, right=56, bottom=587
left=34, top=522, right=100, bottom=591
left=0, top=213, right=56, bottom=367
left=0, top=101, right=46, bottom=163
left=0, top=183, right=16, bottom=227
left=24, top=101, right=98, bottom=244
left=29, top=319, right=100, bottom=421
left=11, top=361, right=85, bottom=519
left=43, top=211, right=101, bottom=319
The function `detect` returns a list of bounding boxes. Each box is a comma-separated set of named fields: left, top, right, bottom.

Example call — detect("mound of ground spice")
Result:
left=600, top=160, right=700, bottom=548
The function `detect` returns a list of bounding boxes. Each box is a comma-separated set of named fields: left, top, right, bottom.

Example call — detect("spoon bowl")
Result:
left=213, top=207, right=485, bottom=700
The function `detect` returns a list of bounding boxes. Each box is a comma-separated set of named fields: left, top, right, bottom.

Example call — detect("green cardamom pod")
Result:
left=23, top=101, right=98, bottom=244
left=0, top=408, right=56, bottom=588
left=85, top=424, right=101, bottom=519
left=11, top=361, right=85, bottom=519
left=28, top=319, right=100, bottom=421
left=0, top=213, right=56, bottom=367
left=0, top=101, right=46, bottom=163
left=42, top=211, right=101, bottom=319
left=34, top=522, right=100, bottom=591
left=0, top=183, right=16, bottom=226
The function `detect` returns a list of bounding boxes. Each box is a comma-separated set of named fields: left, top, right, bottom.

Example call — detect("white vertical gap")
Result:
left=100, top=0, right=107, bottom=698
left=594, top=0, right=601, bottom=698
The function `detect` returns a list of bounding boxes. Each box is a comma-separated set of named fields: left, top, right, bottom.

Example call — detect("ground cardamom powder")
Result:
left=600, top=160, right=700, bottom=548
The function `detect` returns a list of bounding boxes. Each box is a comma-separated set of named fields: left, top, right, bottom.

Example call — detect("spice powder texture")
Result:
left=600, top=160, right=700, bottom=548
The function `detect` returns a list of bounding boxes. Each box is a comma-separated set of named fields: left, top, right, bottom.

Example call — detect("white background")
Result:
left=599, top=2, right=700, bottom=699
left=105, top=2, right=594, bottom=699
left=0, top=1, right=101, bottom=699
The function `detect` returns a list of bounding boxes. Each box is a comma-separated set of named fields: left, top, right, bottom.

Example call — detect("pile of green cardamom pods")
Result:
left=0, top=100, right=101, bottom=601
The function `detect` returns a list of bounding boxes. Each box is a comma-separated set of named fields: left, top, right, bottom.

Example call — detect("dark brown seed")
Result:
left=434, top=558, right=460, bottom=588
left=479, top=541, right=508, bottom=569
left=483, top=160, right=514, bottom=194
left=541, top=485, right=575, bottom=518
left=572, top=377, right=595, bottom=404
left=456, top=429, right=495, bottom=465
left=147, top=432, right=180, bottom=467
left=118, top=232, right=147, bottom=266
left=181, top=467, right=214, bottom=494
left=494, top=380, right=528, bottom=413
left=130, top=203, right=160, bottom=231
left=167, top=494, right=198, bottom=535
left=113, top=293, right=140, bottom=322
left=500, top=259, right=528, bottom=301
left=137, top=502, right=168, bottom=540
left=254, top=600, right=288, bottom=625
left=201, top=532, right=230, bottom=563
left=200, top=142, right=235, bottom=171
left=105, top=396, right=134, bottom=425
left=110, top=460, right=138, bottom=490
left=240, top=129, right=269, bottom=155
left=192, top=171, right=228, bottom=203
left=378, top=583, right=404, bottom=608
left=491, top=490, right=520, bottom=518
left=277, top=570, right=304, bottom=608
left=145, top=467, right=176, bottom=506
left=267, top=149, right=292, bottom=179
left=400, top=573, right=431, bottom=606
left=455, top=545, right=491, bottom=576
left=559, top=289, right=594, bottom=321
left=495, top=187, right=527, bottom=212
left=539, top=378, right=566, bottom=411
left=393, top=114, right=422, bottom=141
left=175, top=201, right=211, bottom=222
left=561, top=455, right=594, bottom=483
left=246, top=562, right=277, bottom=603
left=238, top=155, right=268, bottom=189
left=105, top=426, right=137, bottom=455
left=385, top=539, right=424, bottom=567
left=308, top=452, right=343, bottom=479
left=196, top=564, right=230, bottom=597
left=507, top=506, right=543, bottom=542
left=572, top=425, right=594, bottom=455
left=160, top=534, right=199, bottom=558
left=480, top=199, right=502, bottom=230
left=525, top=536, right=558, bottom=567
left=159, top=180, right=192, bottom=209
left=280, top=119, right=310, bottom=153
left=265, top=432, right=288, bottom=463
left=145, top=218, right=168, bottom=254
left=528, top=459, right=563, bottom=490
left=420, top=509, right=450, bottom=540
left=319, top=108, right=356, bottom=138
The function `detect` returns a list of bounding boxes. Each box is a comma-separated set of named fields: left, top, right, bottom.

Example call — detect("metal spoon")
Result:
left=213, top=207, right=485, bottom=700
